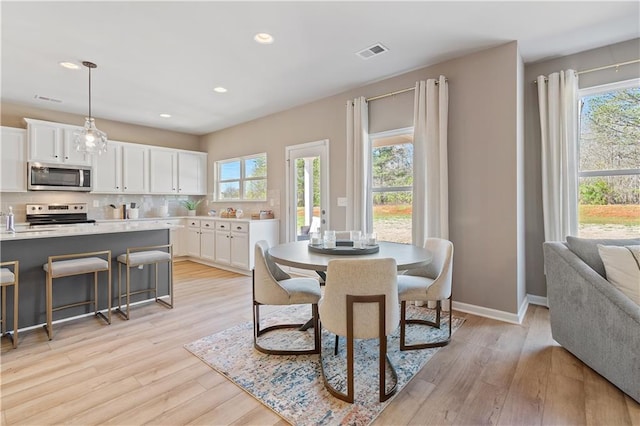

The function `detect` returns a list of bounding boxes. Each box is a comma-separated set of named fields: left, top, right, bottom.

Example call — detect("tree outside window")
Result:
left=578, top=79, right=640, bottom=238
left=216, top=153, right=267, bottom=201
left=370, top=129, right=413, bottom=243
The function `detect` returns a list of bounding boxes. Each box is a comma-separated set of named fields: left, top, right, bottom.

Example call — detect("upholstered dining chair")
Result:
left=398, top=238, right=454, bottom=351
left=253, top=240, right=321, bottom=355
left=319, top=257, right=399, bottom=403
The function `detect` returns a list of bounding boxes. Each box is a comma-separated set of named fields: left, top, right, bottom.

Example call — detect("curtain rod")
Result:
left=533, top=58, right=640, bottom=84
left=366, top=78, right=447, bottom=102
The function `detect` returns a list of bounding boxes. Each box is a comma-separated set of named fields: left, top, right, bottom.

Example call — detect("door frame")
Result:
left=285, top=139, right=330, bottom=243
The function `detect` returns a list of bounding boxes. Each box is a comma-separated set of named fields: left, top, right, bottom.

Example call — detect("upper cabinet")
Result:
left=0, top=127, right=27, bottom=192
left=178, top=151, right=207, bottom=195
left=149, top=148, right=178, bottom=194
left=149, top=148, right=207, bottom=195
left=92, top=141, right=148, bottom=194
left=25, top=118, right=91, bottom=166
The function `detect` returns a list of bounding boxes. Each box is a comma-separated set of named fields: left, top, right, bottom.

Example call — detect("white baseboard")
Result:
left=527, top=294, right=548, bottom=307
left=453, top=294, right=548, bottom=325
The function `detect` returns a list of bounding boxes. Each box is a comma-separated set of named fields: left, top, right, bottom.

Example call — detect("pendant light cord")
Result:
left=88, top=65, right=92, bottom=119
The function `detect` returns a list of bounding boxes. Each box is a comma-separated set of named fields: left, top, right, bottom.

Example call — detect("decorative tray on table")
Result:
left=308, top=240, right=379, bottom=255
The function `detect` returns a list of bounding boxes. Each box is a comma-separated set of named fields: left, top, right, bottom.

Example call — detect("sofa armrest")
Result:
left=543, top=242, right=640, bottom=403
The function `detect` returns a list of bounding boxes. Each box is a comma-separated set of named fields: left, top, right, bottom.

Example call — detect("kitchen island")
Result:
left=0, top=221, right=177, bottom=330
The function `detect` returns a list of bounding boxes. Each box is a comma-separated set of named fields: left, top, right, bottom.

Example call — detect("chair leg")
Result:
left=400, top=297, right=453, bottom=351
left=320, top=294, right=398, bottom=403
left=252, top=272, right=320, bottom=356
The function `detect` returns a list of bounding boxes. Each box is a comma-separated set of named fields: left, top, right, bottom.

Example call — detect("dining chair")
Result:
left=398, top=238, right=454, bottom=351
left=319, top=257, right=399, bottom=403
left=253, top=240, right=321, bottom=355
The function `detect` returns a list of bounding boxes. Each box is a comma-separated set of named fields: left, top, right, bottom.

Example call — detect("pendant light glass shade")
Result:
left=75, top=117, right=107, bottom=154
left=74, top=61, right=107, bottom=155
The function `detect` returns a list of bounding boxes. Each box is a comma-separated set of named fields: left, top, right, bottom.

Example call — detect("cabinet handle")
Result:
left=124, top=186, right=127, bottom=190
left=65, top=156, right=69, bottom=160
left=236, top=226, right=242, bottom=230
left=55, top=155, right=59, bottom=158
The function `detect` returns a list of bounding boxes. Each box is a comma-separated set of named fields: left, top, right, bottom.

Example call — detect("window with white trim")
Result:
left=578, top=78, right=640, bottom=238
left=215, top=153, right=267, bottom=201
left=369, top=127, right=414, bottom=244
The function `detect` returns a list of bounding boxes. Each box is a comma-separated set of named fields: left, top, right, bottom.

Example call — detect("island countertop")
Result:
left=0, top=221, right=180, bottom=241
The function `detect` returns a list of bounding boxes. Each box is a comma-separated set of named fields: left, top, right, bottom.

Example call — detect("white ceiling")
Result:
left=2, top=1, right=638, bottom=135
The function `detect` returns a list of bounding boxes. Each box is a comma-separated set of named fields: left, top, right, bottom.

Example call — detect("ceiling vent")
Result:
left=356, top=43, right=389, bottom=60
left=33, top=94, right=62, bottom=103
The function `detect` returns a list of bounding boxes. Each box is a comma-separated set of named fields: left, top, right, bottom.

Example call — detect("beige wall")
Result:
left=202, top=42, right=523, bottom=314
left=1, top=102, right=201, bottom=151
left=524, top=38, right=640, bottom=298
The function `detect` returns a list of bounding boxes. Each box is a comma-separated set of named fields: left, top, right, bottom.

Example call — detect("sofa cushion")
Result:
left=597, top=244, right=640, bottom=305
left=565, top=236, right=640, bottom=277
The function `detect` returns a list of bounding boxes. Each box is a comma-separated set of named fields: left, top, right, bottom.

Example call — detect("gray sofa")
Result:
left=543, top=237, right=640, bottom=403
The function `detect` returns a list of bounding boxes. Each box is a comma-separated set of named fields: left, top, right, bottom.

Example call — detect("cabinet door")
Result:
left=149, top=149, right=177, bottom=194
left=28, top=120, right=61, bottom=162
left=122, top=144, right=147, bottom=193
left=186, top=228, right=201, bottom=257
left=178, top=151, right=206, bottom=195
left=200, top=228, right=216, bottom=261
left=92, top=142, right=122, bottom=193
left=215, top=230, right=231, bottom=264
left=230, top=231, right=249, bottom=270
left=62, top=127, right=91, bottom=165
left=0, top=127, right=26, bottom=192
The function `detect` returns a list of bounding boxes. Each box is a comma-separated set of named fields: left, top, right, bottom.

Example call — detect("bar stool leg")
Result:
left=1, top=286, right=6, bottom=336
left=45, top=272, right=53, bottom=340
left=94, top=271, right=99, bottom=317
left=126, top=261, right=131, bottom=320
left=13, top=277, right=18, bottom=348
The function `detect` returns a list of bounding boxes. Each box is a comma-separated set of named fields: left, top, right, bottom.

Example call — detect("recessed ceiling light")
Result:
left=159, top=113, right=172, bottom=118
left=254, top=33, right=274, bottom=44
left=59, top=62, right=80, bottom=70
left=213, top=87, right=227, bottom=93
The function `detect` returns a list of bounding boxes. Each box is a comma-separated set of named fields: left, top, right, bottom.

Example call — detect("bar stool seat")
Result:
left=0, top=261, right=19, bottom=349
left=116, top=244, right=173, bottom=320
left=43, top=251, right=111, bottom=340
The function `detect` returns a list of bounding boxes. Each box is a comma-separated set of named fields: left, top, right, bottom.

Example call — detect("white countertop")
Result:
left=0, top=221, right=179, bottom=241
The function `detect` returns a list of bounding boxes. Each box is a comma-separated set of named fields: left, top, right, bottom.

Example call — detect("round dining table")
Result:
left=268, top=240, right=433, bottom=272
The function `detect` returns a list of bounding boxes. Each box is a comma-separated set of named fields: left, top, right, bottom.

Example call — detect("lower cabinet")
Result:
left=185, top=218, right=279, bottom=274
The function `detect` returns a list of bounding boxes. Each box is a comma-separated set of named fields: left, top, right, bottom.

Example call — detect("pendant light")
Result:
left=74, top=61, right=107, bottom=155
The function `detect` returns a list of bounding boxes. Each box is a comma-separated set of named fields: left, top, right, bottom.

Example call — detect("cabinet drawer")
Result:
left=188, top=219, right=200, bottom=228
left=200, top=220, right=215, bottom=230
left=230, top=222, right=248, bottom=233
left=215, top=221, right=231, bottom=231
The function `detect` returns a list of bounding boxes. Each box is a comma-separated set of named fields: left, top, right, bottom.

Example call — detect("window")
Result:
left=369, top=128, right=413, bottom=243
left=215, top=153, right=267, bottom=201
left=578, top=79, right=640, bottom=238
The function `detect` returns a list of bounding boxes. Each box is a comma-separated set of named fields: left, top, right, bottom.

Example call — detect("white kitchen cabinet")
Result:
left=0, top=127, right=27, bottom=192
left=122, top=143, right=147, bottom=193
left=215, top=221, right=249, bottom=270
left=178, top=151, right=207, bottom=195
left=149, top=148, right=177, bottom=194
left=150, top=149, right=207, bottom=195
left=184, top=218, right=278, bottom=274
left=26, top=118, right=90, bottom=166
left=185, top=219, right=215, bottom=260
left=92, top=142, right=121, bottom=192
left=164, top=219, right=185, bottom=257
left=200, top=221, right=216, bottom=262
left=92, top=141, right=147, bottom=194
left=186, top=219, right=201, bottom=257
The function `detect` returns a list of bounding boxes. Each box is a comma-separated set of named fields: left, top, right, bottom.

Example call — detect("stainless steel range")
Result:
left=26, top=203, right=96, bottom=227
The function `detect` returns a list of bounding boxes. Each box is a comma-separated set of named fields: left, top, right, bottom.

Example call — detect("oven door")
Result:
left=28, top=163, right=93, bottom=192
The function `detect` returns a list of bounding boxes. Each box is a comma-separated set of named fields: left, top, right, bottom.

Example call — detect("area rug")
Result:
left=185, top=304, right=464, bottom=426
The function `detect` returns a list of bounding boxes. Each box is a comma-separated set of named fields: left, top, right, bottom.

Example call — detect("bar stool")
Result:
left=0, top=261, right=19, bottom=349
left=43, top=251, right=111, bottom=340
left=116, top=244, right=173, bottom=320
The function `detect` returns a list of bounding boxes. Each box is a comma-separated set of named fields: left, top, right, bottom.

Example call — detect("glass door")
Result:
left=286, top=140, right=329, bottom=242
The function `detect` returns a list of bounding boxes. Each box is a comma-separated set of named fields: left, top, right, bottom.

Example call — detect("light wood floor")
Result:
left=1, top=261, right=638, bottom=425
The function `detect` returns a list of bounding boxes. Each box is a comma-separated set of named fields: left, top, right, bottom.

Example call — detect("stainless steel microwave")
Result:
left=28, top=162, right=93, bottom=192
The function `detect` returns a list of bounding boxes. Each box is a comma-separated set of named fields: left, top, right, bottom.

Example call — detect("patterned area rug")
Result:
left=185, top=304, right=464, bottom=426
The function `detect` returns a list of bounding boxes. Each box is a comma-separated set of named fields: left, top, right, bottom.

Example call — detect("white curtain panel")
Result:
left=412, top=76, right=449, bottom=245
left=536, top=70, right=579, bottom=242
left=346, top=96, right=371, bottom=232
